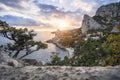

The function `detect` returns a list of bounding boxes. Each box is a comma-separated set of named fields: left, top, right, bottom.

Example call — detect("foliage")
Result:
left=117, top=24, right=120, bottom=31
left=0, top=20, right=47, bottom=59
left=49, top=29, right=120, bottom=66
left=103, top=34, right=120, bottom=53
left=101, top=54, right=120, bottom=66
left=72, top=39, right=104, bottom=66
left=57, top=29, right=82, bottom=48
left=48, top=55, right=61, bottom=65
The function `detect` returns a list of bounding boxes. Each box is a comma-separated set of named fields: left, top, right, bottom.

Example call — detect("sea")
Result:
left=0, top=31, right=68, bottom=62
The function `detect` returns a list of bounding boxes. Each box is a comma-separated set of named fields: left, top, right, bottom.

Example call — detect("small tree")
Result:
left=0, top=20, right=47, bottom=59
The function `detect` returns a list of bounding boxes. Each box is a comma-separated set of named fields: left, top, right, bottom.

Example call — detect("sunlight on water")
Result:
left=0, top=31, right=68, bottom=62
left=18, top=31, right=68, bottom=62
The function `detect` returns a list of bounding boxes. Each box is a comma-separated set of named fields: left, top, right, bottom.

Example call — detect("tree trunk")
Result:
left=12, top=50, right=20, bottom=58
left=8, top=52, right=12, bottom=57
left=19, top=54, right=28, bottom=59
left=19, top=50, right=37, bottom=59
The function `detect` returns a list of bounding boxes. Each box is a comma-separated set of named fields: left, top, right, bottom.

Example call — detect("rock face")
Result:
left=94, top=2, right=120, bottom=27
left=96, top=2, right=120, bottom=18
left=81, top=15, right=105, bottom=34
left=0, top=51, right=22, bottom=67
left=81, top=2, right=120, bottom=34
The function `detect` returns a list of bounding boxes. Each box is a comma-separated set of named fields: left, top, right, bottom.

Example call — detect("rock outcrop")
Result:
left=0, top=51, right=22, bottom=67
left=0, top=50, right=120, bottom=80
left=0, top=65, right=120, bottom=80
left=96, top=2, right=120, bottom=18
left=81, top=2, right=120, bottom=34
left=81, top=14, right=106, bottom=34
left=95, top=2, right=120, bottom=26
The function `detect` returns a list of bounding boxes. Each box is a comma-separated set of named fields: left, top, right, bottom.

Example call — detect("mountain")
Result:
left=81, top=14, right=106, bottom=34
left=81, top=2, right=120, bottom=34
left=95, top=2, right=120, bottom=24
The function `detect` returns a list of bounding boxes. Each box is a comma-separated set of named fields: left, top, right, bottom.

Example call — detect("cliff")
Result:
left=81, top=2, right=120, bottom=34
left=81, top=14, right=106, bottom=34
left=96, top=2, right=120, bottom=18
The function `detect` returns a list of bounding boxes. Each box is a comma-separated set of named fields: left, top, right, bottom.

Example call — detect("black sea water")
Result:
left=0, top=31, right=68, bottom=62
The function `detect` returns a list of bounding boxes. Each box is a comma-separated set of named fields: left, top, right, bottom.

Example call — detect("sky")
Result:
left=0, top=0, right=119, bottom=31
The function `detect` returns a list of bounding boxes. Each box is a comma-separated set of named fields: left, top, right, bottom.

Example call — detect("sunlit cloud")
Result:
left=0, top=0, right=119, bottom=31
left=51, top=0, right=64, bottom=3
left=71, top=0, right=97, bottom=13
left=59, top=0, right=64, bottom=4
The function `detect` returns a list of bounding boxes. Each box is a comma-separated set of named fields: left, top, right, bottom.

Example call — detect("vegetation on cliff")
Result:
left=49, top=26, right=120, bottom=66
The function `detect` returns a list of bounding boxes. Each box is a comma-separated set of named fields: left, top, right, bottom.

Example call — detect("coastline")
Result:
left=46, top=38, right=67, bottom=51
left=46, top=38, right=70, bottom=55
left=46, top=38, right=74, bottom=57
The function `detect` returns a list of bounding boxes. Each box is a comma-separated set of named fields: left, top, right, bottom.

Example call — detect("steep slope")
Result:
left=81, top=14, right=106, bottom=34
left=81, top=2, right=120, bottom=34
left=94, top=2, right=120, bottom=27
left=96, top=2, right=120, bottom=19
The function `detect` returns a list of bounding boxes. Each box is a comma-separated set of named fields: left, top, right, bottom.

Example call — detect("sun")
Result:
left=58, top=22, right=69, bottom=30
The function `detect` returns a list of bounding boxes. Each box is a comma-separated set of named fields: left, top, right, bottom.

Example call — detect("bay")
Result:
left=0, top=31, right=68, bottom=62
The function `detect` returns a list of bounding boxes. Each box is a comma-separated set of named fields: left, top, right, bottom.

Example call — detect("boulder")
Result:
left=0, top=51, right=22, bottom=67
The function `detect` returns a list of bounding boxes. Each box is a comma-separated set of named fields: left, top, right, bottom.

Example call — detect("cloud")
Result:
left=59, top=0, right=64, bottom=4
left=0, top=7, right=3, bottom=11
left=0, top=0, right=95, bottom=30
left=0, top=0, right=40, bottom=18
left=0, top=15, right=38, bottom=26
left=71, top=0, right=97, bottom=13
left=0, top=0, right=119, bottom=30
left=0, top=0, right=22, bottom=9
left=51, top=0, right=64, bottom=3
left=96, top=0, right=119, bottom=4
left=37, top=3, right=58, bottom=13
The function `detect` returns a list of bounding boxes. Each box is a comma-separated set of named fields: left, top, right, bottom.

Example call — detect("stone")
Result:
left=81, top=14, right=106, bottom=34
left=0, top=51, right=22, bottom=67
left=22, top=59, right=38, bottom=65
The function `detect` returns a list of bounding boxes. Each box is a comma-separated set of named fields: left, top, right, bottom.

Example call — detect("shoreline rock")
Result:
left=46, top=38, right=75, bottom=58
left=46, top=38, right=68, bottom=51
